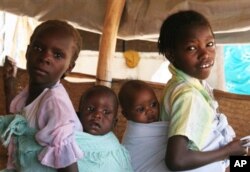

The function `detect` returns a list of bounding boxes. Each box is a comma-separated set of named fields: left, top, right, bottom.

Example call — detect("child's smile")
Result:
left=200, top=60, right=214, bottom=69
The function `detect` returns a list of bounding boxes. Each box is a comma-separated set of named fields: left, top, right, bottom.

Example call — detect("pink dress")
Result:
left=7, top=82, right=83, bottom=169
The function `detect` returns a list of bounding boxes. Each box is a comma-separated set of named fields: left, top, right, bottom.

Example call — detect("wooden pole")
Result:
left=96, top=0, right=126, bottom=87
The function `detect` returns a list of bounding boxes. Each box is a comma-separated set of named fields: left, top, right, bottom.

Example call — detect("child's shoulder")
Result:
left=165, top=80, right=195, bottom=96
left=42, top=83, right=70, bottom=100
left=37, top=83, right=75, bottom=113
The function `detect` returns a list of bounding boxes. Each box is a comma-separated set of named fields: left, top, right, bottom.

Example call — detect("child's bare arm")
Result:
left=3, top=56, right=17, bottom=113
left=166, top=135, right=247, bottom=171
left=57, top=162, right=79, bottom=172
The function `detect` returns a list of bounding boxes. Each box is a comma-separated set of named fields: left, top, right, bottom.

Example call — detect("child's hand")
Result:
left=3, top=56, right=17, bottom=100
left=3, top=56, right=17, bottom=80
left=226, top=139, right=248, bottom=156
left=240, top=135, right=250, bottom=148
left=3, top=56, right=18, bottom=113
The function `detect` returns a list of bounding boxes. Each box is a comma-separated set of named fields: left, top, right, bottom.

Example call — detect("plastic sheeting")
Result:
left=224, top=45, right=250, bottom=95
left=1, top=0, right=250, bottom=43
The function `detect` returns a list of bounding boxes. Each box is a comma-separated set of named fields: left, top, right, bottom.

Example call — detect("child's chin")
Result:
left=196, top=72, right=211, bottom=80
left=87, top=128, right=108, bottom=136
left=87, top=129, right=100, bottom=135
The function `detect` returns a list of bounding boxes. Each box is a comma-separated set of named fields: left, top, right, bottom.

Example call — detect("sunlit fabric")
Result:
left=224, top=45, right=250, bottom=95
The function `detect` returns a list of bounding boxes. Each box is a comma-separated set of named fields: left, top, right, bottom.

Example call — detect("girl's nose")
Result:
left=145, top=106, right=154, bottom=115
left=93, top=111, right=102, bottom=120
left=40, top=50, right=53, bottom=63
left=199, top=49, right=209, bottom=60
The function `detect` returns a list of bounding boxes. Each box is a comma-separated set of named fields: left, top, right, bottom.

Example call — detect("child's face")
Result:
left=126, top=88, right=159, bottom=123
left=80, top=93, right=117, bottom=135
left=26, top=29, right=75, bottom=86
left=172, top=25, right=216, bottom=80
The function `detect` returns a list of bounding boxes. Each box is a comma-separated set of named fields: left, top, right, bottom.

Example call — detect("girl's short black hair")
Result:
left=157, top=10, right=213, bottom=60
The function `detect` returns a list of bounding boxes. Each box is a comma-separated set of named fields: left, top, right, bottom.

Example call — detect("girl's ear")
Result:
left=121, top=110, right=126, bottom=117
left=67, top=61, right=75, bottom=73
left=112, top=118, right=118, bottom=128
left=64, top=62, right=75, bottom=76
left=121, top=110, right=129, bottom=119
left=61, top=62, right=75, bottom=79
left=25, top=45, right=31, bottom=60
left=166, top=50, right=174, bottom=63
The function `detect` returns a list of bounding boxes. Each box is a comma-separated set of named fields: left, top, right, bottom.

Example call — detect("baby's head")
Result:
left=26, top=20, right=82, bottom=86
left=118, top=80, right=159, bottom=123
left=78, top=85, right=118, bottom=135
left=158, top=10, right=215, bottom=80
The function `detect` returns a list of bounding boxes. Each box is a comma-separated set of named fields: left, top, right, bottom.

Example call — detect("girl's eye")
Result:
left=187, top=45, right=196, bottom=51
left=207, top=41, right=215, bottom=47
left=151, top=101, right=158, bottom=108
left=53, top=51, right=64, bottom=59
left=135, top=107, right=144, bottom=113
left=32, top=45, right=43, bottom=52
left=87, top=106, right=94, bottom=112
left=103, top=109, right=111, bottom=115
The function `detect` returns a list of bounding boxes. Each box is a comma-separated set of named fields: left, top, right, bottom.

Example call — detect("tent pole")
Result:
left=96, top=0, right=125, bottom=87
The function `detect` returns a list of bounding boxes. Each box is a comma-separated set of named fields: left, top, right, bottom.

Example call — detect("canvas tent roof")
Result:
left=1, top=0, right=250, bottom=44
left=0, top=0, right=249, bottom=89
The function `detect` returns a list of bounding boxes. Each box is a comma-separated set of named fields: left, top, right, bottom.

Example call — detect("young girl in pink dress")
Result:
left=5, top=20, right=83, bottom=172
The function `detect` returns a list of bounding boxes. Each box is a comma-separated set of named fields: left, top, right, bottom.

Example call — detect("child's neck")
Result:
left=26, top=82, right=56, bottom=105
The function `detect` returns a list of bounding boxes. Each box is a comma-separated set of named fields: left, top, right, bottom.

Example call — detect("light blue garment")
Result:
left=0, top=115, right=133, bottom=172
left=0, top=115, right=55, bottom=172
left=76, top=131, right=133, bottom=172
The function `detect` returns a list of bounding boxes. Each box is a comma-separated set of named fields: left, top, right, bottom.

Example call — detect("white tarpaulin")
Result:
left=1, top=0, right=250, bottom=43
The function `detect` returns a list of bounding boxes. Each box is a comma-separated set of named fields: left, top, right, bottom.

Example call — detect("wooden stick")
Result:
left=96, top=0, right=126, bottom=87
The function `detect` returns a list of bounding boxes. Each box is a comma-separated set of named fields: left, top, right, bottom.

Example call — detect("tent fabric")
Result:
left=1, top=0, right=250, bottom=43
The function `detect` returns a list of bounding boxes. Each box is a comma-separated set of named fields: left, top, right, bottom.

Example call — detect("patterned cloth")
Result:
left=0, top=115, right=133, bottom=172
left=0, top=115, right=55, bottom=172
left=160, top=64, right=235, bottom=171
left=122, top=120, right=168, bottom=172
left=8, top=81, right=83, bottom=169
left=161, top=64, right=217, bottom=149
